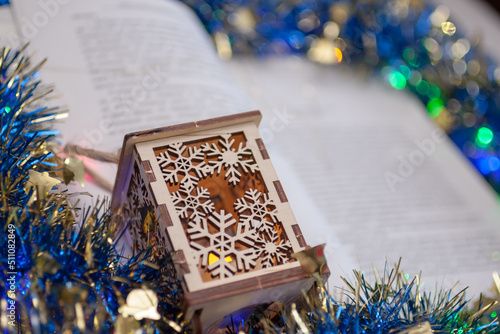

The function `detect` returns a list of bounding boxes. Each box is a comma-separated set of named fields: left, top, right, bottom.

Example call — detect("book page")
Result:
left=226, top=57, right=500, bottom=298
left=0, top=7, right=16, bottom=42
left=10, top=0, right=252, bottom=199
left=11, top=0, right=251, bottom=150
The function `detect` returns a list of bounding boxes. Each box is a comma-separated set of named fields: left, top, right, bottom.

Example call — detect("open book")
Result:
left=9, top=0, right=500, bottom=299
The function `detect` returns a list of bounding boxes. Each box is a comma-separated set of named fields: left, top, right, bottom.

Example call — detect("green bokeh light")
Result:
left=399, top=65, right=411, bottom=79
left=212, top=9, right=226, bottom=20
left=403, top=48, right=414, bottom=61
left=388, top=71, right=406, bottom=90
left=427, top=98, right=444, bottom=118
left=477, top=127, right=494, bottom=146
left=4, top=106, right=11, bottom=113
left=492, top=311, right=497, bottom=318
left=403, top=48, right=420, bottom=67
left=408, top=71, right=422, bottom=86
left=404, top=273, right=410, bottom=280
left=416, top=80, right=430, bottom=95
left=428, top=85, right=441, bottom=99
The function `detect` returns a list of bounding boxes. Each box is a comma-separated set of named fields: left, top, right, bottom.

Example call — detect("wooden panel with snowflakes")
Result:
left=123, top=112, right=307, bottom=290
left=112, top=111, right=319, bottom=331
left=121, top=154, right=184, bottom=306
left=152, top=131, right=295, bottom=282
left=123, top=161, right=167, bottom=259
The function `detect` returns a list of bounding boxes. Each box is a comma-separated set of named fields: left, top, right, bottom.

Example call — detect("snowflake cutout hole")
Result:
left=188, top=210, right=260, bottom=279
left=156, top=142, right=210, bottom=191
left=171, top=184, right=214, bottom=224
left=203, top=134, right=259, bottom=185
left=235, top=189, right=279, bottom=233
left=256, top=229, right=293, bottom=268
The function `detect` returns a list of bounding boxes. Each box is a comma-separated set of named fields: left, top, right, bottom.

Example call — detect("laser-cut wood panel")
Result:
left=112, top=111, right=324, bottom=332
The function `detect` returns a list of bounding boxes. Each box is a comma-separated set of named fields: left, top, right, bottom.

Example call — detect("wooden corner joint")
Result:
left=291, top=224, right=306, bottom=248
left=141, top=160, right=157, bottom=182
left=255, top=138, right=270, bottom=160
left=175, top=249, right=191, bottom=274
left=273, top=180, right=288, bottom=203
left=158, top=204, right=173, bottom=227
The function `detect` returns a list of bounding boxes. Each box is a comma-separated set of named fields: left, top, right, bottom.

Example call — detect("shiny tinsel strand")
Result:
left=285, top=262, right=499, bottom=334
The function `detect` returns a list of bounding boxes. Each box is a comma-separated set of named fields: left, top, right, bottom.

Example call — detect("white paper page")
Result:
left=226, top=57, right=500, bottom=298
left=0, top=7, right=16, bottom=42
left=10, top=0, right=252, bottom=200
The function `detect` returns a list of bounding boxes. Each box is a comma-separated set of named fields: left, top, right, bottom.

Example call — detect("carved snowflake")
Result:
left=125, top=164, right=156, bottom=254
left=156, top=142, right=209, bottom=191
left=128, top=164, right=153, bottom=208
left=202, top=134, right=259, bottom=185
left=187, top=210, right=260, bottom=279
left=171, top=184, right=214, bottom=224
left=256, top=229, right=292, bottom=268
left=234, top=189, right=279, bottom=233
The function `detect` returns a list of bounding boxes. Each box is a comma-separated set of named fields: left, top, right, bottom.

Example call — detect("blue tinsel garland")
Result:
left=0, top=48, right=183, bottom=333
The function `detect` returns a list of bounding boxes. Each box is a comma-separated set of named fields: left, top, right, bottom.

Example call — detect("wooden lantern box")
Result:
left=111, top=111, right=325, bottom=331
